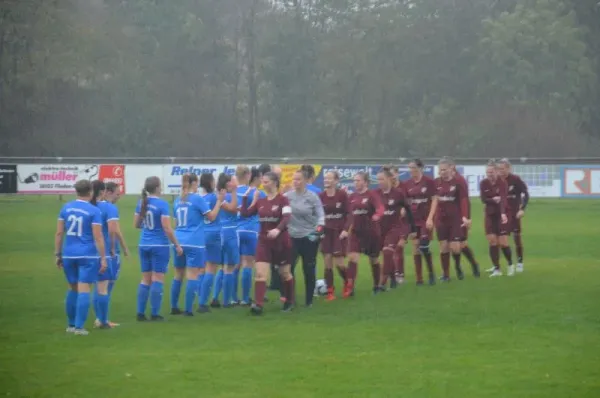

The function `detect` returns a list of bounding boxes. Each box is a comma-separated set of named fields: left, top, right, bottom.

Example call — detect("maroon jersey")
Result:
left=504, top=173, right=529, bottom=212
left=479, top=178, right=507, bottom=216
left=319, top=189, right=349, bottom=231
left=241, top=194, right=291, bottom=238
left=435, top=177, right=469, bottom=220
left=454, top=172, right=470, bottom=217
left=347, top=189, right=384, bottom=234
left=404, top=176, right=436, bottom=224
left=376, top=187, right=410, bottom=234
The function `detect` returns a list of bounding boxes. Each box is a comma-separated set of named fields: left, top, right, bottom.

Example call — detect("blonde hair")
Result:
left=236, top=165, right=250, bottom=180
left=180, top=173, right=197, bottom=201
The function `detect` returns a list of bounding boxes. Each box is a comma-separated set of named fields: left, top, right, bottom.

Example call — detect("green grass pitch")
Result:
left=0, top=196, right=599, bottom=398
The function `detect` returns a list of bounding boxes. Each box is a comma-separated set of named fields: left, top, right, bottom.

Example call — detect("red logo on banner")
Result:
left=99, top=165, right=125, bottom=194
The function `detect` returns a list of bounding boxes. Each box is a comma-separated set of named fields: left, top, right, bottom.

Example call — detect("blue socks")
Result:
left=108, top=281, right=115, bottom=296
left=232, top=268, right=240, bottom=302
left=170, top=279, right=182, bottom=309
left=199, top=272, right=214, bottom=306
left=184, top=279, right=198, bottom=313
left=150, top=281, right=164, bottom=316
left=242, top=267, right=253, bottom=303
left=137, top=283, right=150, bottom=315
left=223, top=272, right=233, bottom=306
left=213, top=269, right=224, bottom=301
left=97, top=294, right=109, bottom=325
left=74, top=292, right=91, bottom=329
left=65, top=290, right=77, bottom=327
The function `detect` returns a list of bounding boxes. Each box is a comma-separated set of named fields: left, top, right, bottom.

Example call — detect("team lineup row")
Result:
left=55, top=159, right=529, bottom=334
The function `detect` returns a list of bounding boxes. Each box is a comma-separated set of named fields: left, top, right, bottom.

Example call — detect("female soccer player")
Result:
left=98, top=182, right=129, bottom=327
left=215, top=173, right=239, bottom=307
left=319, top=171, right=350, bottom=300
left=404, top=159, right=438, bottom=285
left=385, top=164, right=406, bottom=285
left=344, top=171, right=385, bottom=297
left=171, top=173, right=222, bottom=316
left=285, top=169, right=325, bottom=307
left=497, top=158, right=529, bottom=275
left=434, top=159, right=471, bottom=281
left=55, top=179, right=107, bottom=335
left=134, top=176, right=183, bottom=321
left=376, top=167, right=416, bottom=289
left=240, top=172, right=294, bottom=315
left=237, top=166, right=265, bottom=305
left=449, top=161, right=481, bottom=277
left=196, top=173, right=237, bottom=312
left=479, top=160, right=511, bottom=277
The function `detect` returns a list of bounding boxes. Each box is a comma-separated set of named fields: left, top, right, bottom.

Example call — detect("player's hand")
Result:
left=217, top=189, right=227, bottom=202
left=55, top=254, right=63, bottom=269
left=493, top=196, right=501, bottom=204
left=372, top=214, right=380, bottom=222
left=339, top=230, right=349, bottom=240
left=99, top=257, right=108, bottom=273
left=461, top=217, right=472, bottom=228
left=267, top=229, right=281, bottom=239
left=426, top=218, right=434, bottom=230
left=110, top=249, right=116, bottom=258
left=501, top=214, right=508, bottom=224
left=516, top=210, right=525, bottom=219
left=175, top=244, right=184, bottom=256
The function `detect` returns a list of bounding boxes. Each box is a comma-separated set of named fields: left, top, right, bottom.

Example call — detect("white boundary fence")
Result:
left=0, top=157, right=599, bottom=198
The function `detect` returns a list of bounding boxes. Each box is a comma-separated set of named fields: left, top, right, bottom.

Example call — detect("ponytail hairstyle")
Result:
left=300, top=164, right=315, bottom=180
left=264, top=171, right=280, bottom=189
left=249, top=167, right=261, bottom=186
left=355, top=171, right=369, bottom=184
left=138, top=176, right=161, bottom=227
left=217, top=173, right=232, bottom=191
left=180, top=173, right=198, bottom=201
left=257, top=164, right=272, bottom=176
left=90, top=180, right=106, bottom=206
left=200, top=173, right=215, bottom=194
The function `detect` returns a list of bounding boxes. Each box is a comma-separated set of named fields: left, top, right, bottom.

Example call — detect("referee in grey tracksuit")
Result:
left=285, top=169, right=325, bottom=307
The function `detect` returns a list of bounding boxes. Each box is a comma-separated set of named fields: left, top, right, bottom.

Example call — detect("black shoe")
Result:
left=416, top=280, right=424, bottom=286
left=196, top=305, right=210, bottom=314
left=183, top=311, right=194, bottom=317
left=150, top=315, right=164, bottom=322
left=282, top=302, right=293, bottom=312
left=455, top=266, right=464, bottom=280
left=390, top=278, right=398, bottom=289
left=136, top=313, right=148, bottom=322
left=439, top=276, right=451, bottom=282
left=472, top=264, right=481, bottom=278
left=210, top=299, right=221, bottom=308
left=428, top=274, right=436, bottom=285
left=250, top=304, right=264, bottom=316
left=170, top=308, right=183, bottom=315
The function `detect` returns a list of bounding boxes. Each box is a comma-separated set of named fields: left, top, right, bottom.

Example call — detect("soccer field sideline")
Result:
left=0, top=197, right=599, bottom=398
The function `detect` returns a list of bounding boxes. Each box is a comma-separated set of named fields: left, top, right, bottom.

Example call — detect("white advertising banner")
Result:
left=124, top=164, right=164, bottom=195
left=16, top=164, right=100, bottom=194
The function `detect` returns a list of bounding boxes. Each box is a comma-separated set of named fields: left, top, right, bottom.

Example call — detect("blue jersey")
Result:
left=201, top=192, right=221, bottom=232
left=174, top=193, right=211, bottom=247
left=220, top=193, right=238, bottom=229
left=58, top=199, right=103, bottom=258
left=237, top=185, right=266, bottom=232
left=307, top=184, right=322, bottom=194
left=97, top=201, right=120, bottom=256
left=135, top=196, right=171, bottom=246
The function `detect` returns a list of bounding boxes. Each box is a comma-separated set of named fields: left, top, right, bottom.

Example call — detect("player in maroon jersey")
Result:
left=386, top=165, right=408, bottom=284
left=448, top=159, right=481, bottom=277
left=434, top=158, right=471, bottom=281
left=376, top=167, right=416, bottom=289
left=479, top=160, right=512, bottom=277
left=404, top=159, right=438, bottom=285
left=240, top=172, right=294, bottom=314
left=319, top=171, right=350, bottom=301
left=497, top=158, right=529, bottom=274
left=343, top=171, right=385, bottom=297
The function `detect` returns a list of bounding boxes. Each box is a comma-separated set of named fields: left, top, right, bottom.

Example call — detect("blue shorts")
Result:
left=238, top=230, right=259, bottom=256
left=205, top=230, right=222, bottom=264
left=63, top=258, right=100, bottom=284
left=139, top=246, right=170, bottom=274
left=173, top=246, right=206, bottom=268
left=97, top=257, right=113, bottom=282
left=221, top=231, right=240, bottom=266
left=110, top=255, right=121, bottom=280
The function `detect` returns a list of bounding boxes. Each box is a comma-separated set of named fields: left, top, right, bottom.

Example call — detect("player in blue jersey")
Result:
left=196, top=173, right=238, bottom=312
left=215, top=172, right=239, bottom=307
left=301, top=165, right=322, bottom=194
left=93, top=181, right=129, bottom=328
left=171, top=173, right=223, bottom=316
left=55, top=180, right=108, bottom=335
left=134, top=176, right=183, bottom=321
left=236, top=166, right=265, bottom=305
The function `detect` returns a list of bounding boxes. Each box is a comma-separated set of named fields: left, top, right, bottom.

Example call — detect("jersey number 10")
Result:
left=145, top=211, right=155, bottom=230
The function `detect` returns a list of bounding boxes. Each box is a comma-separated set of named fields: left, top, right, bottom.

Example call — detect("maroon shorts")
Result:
left=460, top=227, right=468, bottom=242
left=255, top=235, right=292, bottom=265
left=321, top=229, right=347, bottom=257
left=412, top=224, right=432, bottom=241
left=382, top=227, right=408, bottom=250
left=436, top=217, right=464, bottom=242
left=510, top=214, right=522, bottom=233
left=484, top=213, right=510, bottom=236
left=348, top=231, right=381, bottom=257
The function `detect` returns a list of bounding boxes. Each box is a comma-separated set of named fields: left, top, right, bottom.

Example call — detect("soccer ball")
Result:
left=315, top=279, right=328, bottom=296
